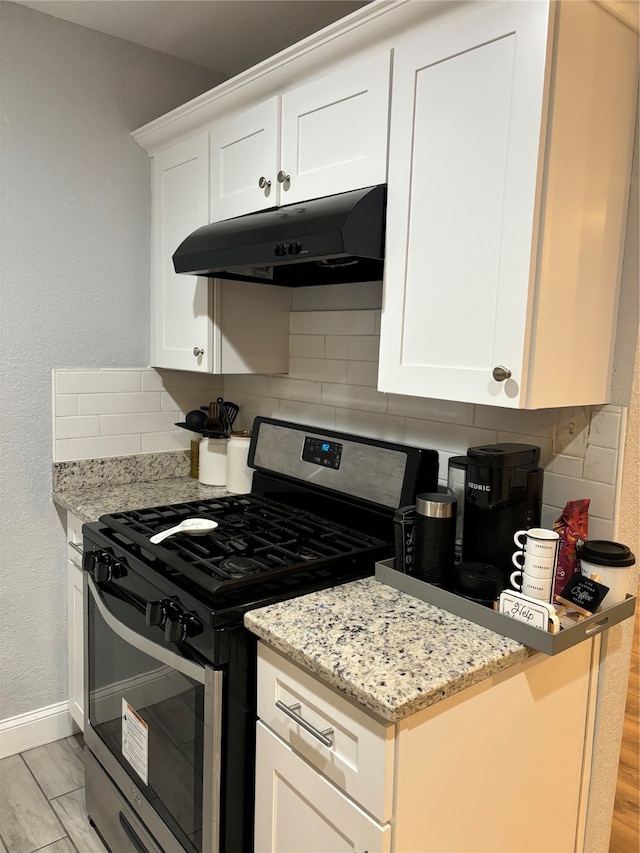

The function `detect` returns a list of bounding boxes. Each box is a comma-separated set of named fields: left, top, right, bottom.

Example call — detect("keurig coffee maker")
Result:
left=462, top=443, right=543, bottom=584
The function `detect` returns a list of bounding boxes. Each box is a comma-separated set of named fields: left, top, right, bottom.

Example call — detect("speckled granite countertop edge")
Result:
left=244, top=578, right=531, bottom=722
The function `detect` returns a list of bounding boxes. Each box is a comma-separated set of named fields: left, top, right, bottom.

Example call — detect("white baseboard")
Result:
left=0, top=701, right=78, bottom=759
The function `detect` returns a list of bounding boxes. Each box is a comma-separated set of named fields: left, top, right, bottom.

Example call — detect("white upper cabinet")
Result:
left=210, top=52, right=391, bottom=221
left=152, top=133, right=211, bottom=372
left=378, top=0, right=638, bottom=409
left=151, top=134, right=290, bottom=373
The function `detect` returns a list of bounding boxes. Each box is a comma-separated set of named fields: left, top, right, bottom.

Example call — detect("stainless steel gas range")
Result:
left=81, top=417, right=438, bottom=853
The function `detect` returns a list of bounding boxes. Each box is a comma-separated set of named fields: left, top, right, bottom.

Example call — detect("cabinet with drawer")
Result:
left=255, top=638, right=599, bottom=852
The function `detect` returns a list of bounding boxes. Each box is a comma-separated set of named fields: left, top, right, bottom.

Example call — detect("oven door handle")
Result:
left=87, top=575, right=206, bottom=685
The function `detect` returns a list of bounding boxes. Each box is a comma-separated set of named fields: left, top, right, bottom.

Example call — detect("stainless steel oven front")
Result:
left=82, top=536, right=256, bottom=853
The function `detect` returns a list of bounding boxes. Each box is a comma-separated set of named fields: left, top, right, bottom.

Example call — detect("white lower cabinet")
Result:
left=255, top=638, right=598, bottom=852
left=255, top=723, right=391, bottom=853
left=66, top=512, right=84, bottom=730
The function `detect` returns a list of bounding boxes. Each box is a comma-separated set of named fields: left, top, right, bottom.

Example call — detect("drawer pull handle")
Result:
left=68, top=541, right=84, bottom=556
left=275, top=700, right=334, bottom=748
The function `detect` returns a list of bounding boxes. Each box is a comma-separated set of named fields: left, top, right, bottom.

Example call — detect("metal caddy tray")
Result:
left=375, top=559, right=636, bottom=655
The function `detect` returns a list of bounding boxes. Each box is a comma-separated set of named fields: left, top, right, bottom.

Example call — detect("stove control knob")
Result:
left=86, top=550, right=115, bottom=582
left=145, top=599, right=168, bottom=628
left=164, top=612, right=203, bottom=643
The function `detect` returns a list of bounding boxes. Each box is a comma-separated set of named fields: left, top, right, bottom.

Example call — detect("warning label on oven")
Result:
left=122, top=698, right=148, bottom=786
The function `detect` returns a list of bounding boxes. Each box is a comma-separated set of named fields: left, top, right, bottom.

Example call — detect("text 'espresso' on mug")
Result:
left=513, top=527, right=559, bottom=559
left=412, top=493, right=456, bottom=587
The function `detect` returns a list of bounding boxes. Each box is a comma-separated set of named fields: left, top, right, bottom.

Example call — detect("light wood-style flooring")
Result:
left=0, top=735, right=105, bottom=853
left=609, top=601, right=640, bottom=852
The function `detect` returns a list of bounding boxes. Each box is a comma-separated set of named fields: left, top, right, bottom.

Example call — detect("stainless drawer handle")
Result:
left=68, top=541, right=84, bottom=556
left=275, top=700, right=334, bottom=748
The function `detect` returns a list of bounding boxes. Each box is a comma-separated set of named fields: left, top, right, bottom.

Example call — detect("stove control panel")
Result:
left=301, top=436, right=342, bottom=470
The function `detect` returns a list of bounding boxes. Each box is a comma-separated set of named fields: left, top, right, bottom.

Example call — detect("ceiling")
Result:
left=14, top=0, right=371, bottom=78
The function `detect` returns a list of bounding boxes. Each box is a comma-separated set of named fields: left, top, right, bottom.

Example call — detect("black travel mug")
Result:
left=412, top=493, right=457, bottom=587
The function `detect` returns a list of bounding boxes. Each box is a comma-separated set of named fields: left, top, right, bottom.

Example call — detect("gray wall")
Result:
left=0, top=1, right=222, bottom=719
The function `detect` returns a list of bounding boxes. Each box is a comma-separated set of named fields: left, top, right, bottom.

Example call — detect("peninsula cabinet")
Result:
left=254, top=639, right=598, bottom=853
left=151, top=133, right=290, bottom=373
left=378, top=0, right=638, bottom=409
left=210, top=52, right=391, bottom=221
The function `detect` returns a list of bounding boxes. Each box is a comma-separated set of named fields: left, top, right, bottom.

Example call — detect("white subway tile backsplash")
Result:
left=542, top=472, right=616, bottom=520
left=583, top=445, right=619, bottom=485
left=547, top=454, right=585, bottom=478
left=141, top=430, right=190, bottom=453
left=289, top=335, right=325, bottom=358
left=100, top=411, right=182, bottom=436
left=334, top=409, right=405, bottom=443
left=140, top=370, right=166, bottom=392
left=78, top=392, right=162, bottom=415
left=552, top=407, right=591, bottom=457
left=266, top=377, right=322, bottom=404
left=55, top=369, right=142, bottom=394
left=277, top=400, right=336, bottom=429
left=289, top=357, right=348, bottom=383
left=346, top=361, right=378, bottom=387
left=54, top=395, right=78, bottom=417
left=308, top=310, right=376, bottom=335
left=404, top=418, right=497, bottom=456
left=583, top=516, right=615, bottom=541
left=325, top=335, right=380, bottom=361
left=222, top=374, right=270, bottom=396
left=475, top=405, right=555, bottom=436
left=290, top=312, right=312, bottom=334
left=321, top=383, right=388, bottom=413
left=588, top=407, right=622, bottom=449
left=388, top=393, right=474, bottom=426
left=56, top=434, right=141, bottom=462
left=55, top=415, right=101, bottom=439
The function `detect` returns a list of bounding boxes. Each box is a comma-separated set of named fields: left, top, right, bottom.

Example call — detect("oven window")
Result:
left=88, top=591, right=205, bottom=853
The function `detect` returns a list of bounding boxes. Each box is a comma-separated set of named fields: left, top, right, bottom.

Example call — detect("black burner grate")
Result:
left=100, top=495, right=390, bottom=596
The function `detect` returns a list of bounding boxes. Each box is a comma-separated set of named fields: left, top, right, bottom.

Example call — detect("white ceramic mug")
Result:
left=510, top=570, right=553, bottom=602
left=513, top=527, right=560, bottom=559
left=511, top=550, right=557, bottom=580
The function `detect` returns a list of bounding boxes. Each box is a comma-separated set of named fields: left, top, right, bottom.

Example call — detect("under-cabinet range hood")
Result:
left=172, top=184, right=386, bottom=287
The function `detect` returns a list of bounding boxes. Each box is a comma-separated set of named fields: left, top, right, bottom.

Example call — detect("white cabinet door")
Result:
left=378, top=0, right=636, bottom=409
left=378, top=1, right=549, bottom=408
left=66, top=512, right=84, bottom=730
left=211, top=53, right=390, bottom=221
left=280, top=52, right=390, bottom=205
left=211, top=97, right=280, bottom=221
left=255, top=722, right=391, bottom=853
left=152, top=133, right=212, bottom=372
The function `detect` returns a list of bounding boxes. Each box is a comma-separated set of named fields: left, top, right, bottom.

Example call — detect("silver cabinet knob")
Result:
left=258, top=176, right=271, bottom=189
left=492, top=366, right=512, bottom=382
left=193, top=347, right=204, bottom=357
left=277, top=170, right=290, bottom=184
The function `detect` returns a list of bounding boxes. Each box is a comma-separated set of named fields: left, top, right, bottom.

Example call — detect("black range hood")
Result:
left=172, top=184, right=386, bottom=287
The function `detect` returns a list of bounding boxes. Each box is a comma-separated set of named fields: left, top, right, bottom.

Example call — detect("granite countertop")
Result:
left=53, top=477, right=227, bottom=523
left=244, top=576, right=531, bottom=722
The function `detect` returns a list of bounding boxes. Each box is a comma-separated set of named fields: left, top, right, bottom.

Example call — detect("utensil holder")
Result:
left=199, top=438, right=227, bottom=486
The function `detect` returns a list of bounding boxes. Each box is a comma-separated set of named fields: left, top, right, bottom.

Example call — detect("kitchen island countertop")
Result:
left=244, top=577, right=532, bottom=722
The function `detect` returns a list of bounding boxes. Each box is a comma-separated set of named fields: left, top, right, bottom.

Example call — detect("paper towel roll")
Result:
left=226, top=432, right=253, bottom=494
left=199, top=438, right=227, bottom=486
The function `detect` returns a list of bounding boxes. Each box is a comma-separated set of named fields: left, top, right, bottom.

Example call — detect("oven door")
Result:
left=84, top=572, right=222, bottom=853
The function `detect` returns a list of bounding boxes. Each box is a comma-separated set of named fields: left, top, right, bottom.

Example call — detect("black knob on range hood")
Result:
left=172, top=184, right=386, bottom=287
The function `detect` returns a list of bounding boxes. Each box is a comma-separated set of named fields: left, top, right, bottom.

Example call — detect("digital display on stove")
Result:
left=301, top=436, right=342, bottom=470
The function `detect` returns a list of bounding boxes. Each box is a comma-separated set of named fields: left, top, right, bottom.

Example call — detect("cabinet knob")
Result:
left=193, top=347, right=204, bottom=357
left=277, top=170, right=290, bottom=184
left=258, top=176, right=271, bottom=189
left=492, top=366, right=512, bottom=382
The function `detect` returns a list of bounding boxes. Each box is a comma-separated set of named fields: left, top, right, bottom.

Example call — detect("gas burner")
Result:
left=220, top=556, right=264, bottom=577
